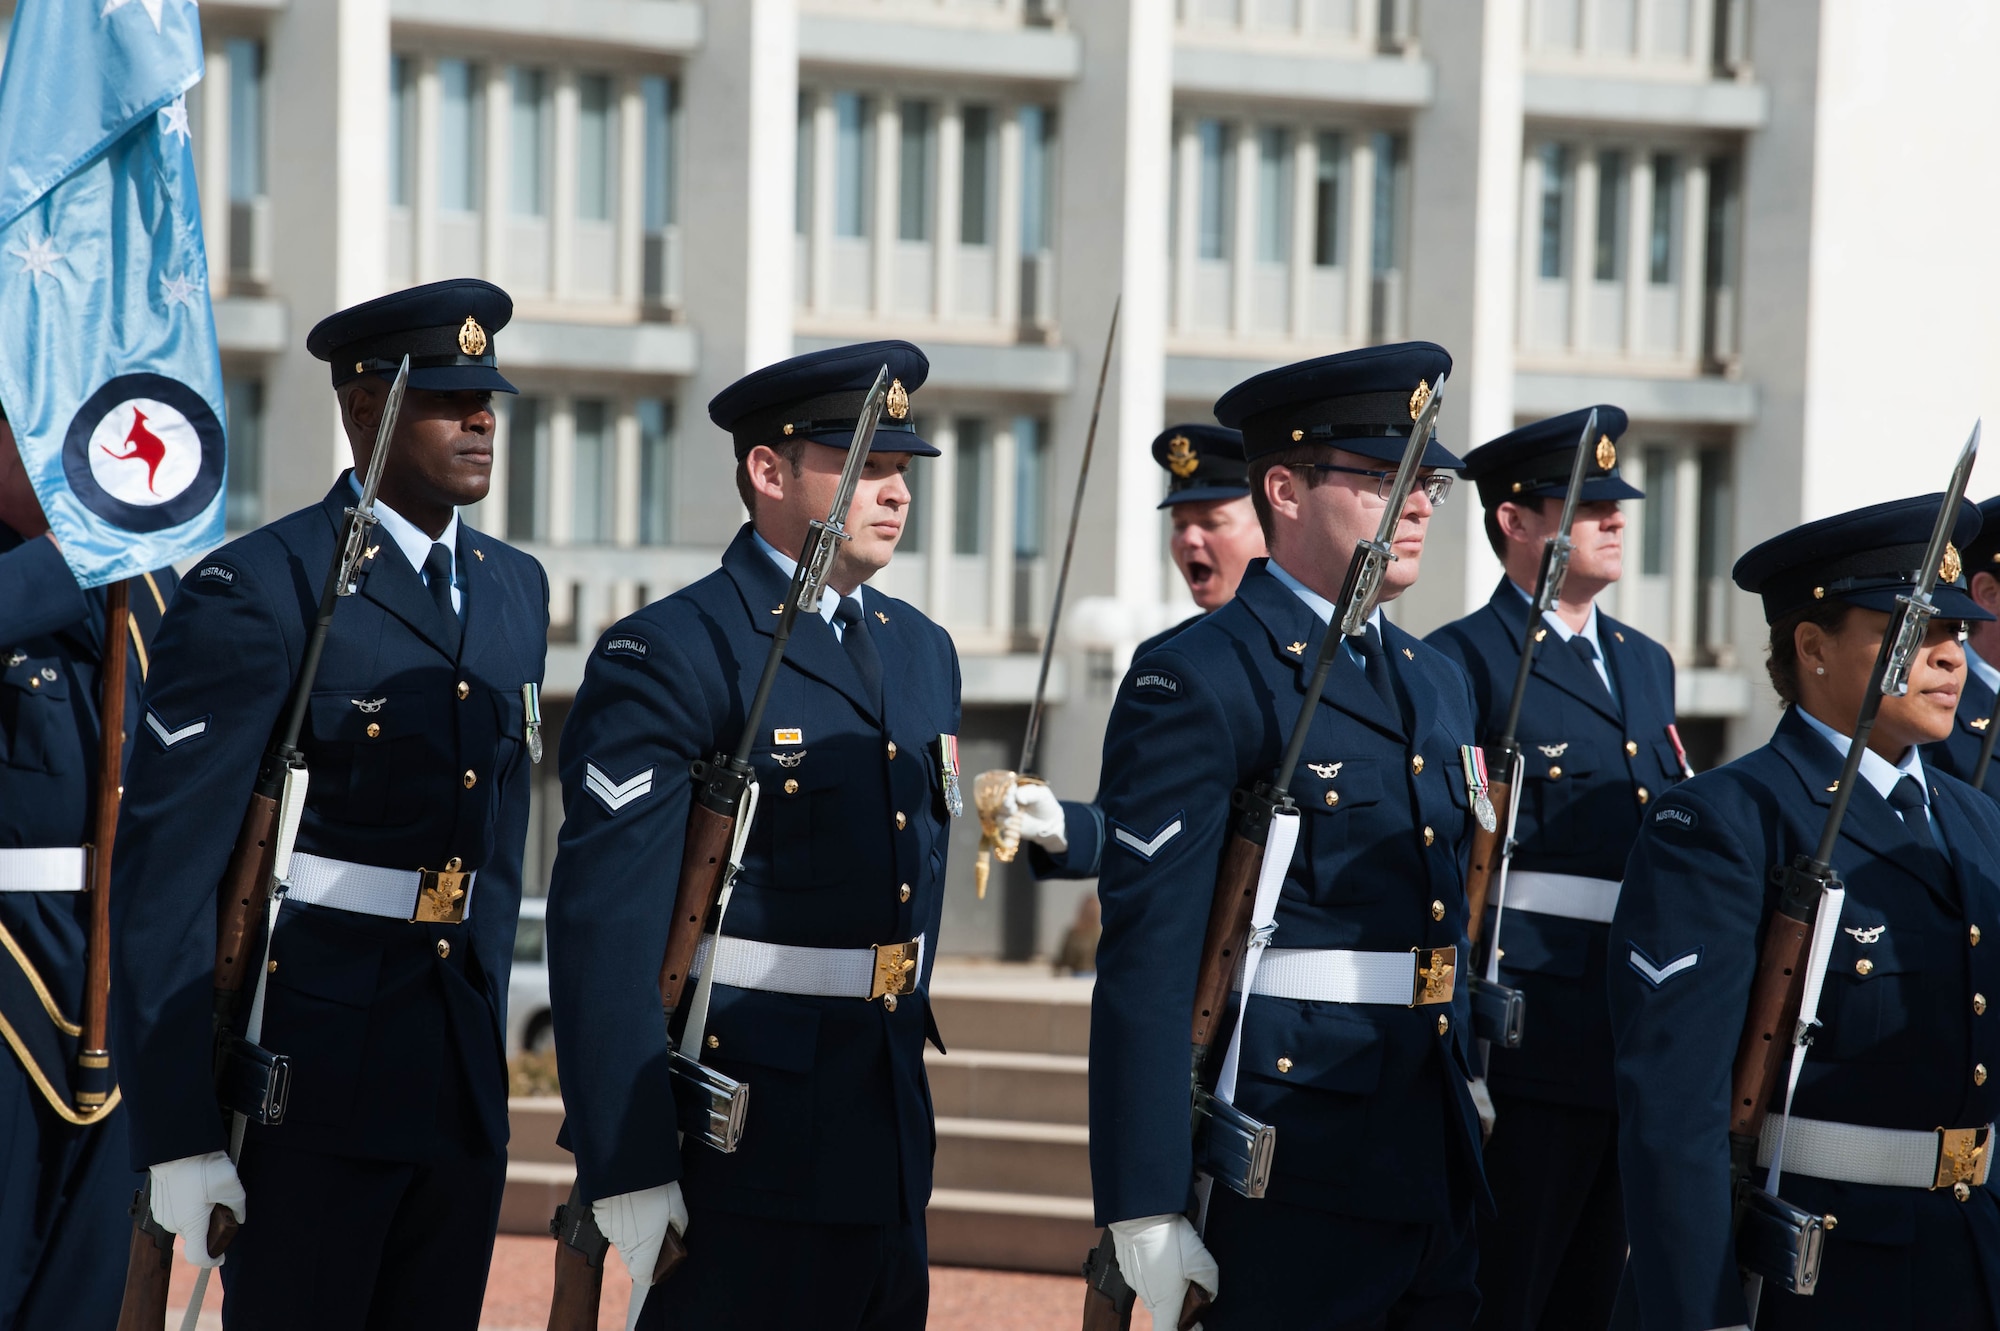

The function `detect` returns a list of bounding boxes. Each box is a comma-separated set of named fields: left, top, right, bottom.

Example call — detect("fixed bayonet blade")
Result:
left=1883, top=418, right=1982, bottom=697
left=1535, top=406, right=1599, bottom=618
left=336, top=355, right=410, bottom=596
left=1337, top=369, right=1447, bottom=637
left=796, top=365, right=890, bottom=614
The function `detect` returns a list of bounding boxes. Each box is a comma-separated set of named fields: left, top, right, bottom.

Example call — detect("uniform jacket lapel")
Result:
left=1769, top=709, right=1948, bottom=904
left=454, top=524, right=519, bottom=680
left=1484, top=579, right=1621, bottom=725
left=329, top=481, right=461, bottom=662
left=1237, top=563, right=1404, bottom=742
left=722, top=527, right=881, bottom=724
left=1383, top=618, right=1439, bottom=743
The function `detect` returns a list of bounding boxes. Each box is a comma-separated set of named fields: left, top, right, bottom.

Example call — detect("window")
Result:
left=1369, top=131, right=1403, bottom=278
left=1537, top=143, right=1571, bottom=279
left=961, top=106, right=994, bottom=246
left=795, top=93, right=814, bottom=237
left=1695, top=445, right=1733, bottom=654
left=954, top=417, right=988, bottom=555
left=388, top=55, right=415, bottom=208
left=510, top=68, right=548, bottom=217
left=1020, top=106, right=1055, bottom=254
left=898, top=101, right=933, bottom=242
left=223, top=378, right=262, bottom=530
left=228, top=39, right=265, bottom=202
left=637, top=398, right=674, bottom=546
left=1014, top=416, right=1047, bottom=559
left=1594, top=150, right=1627, bottom=282
left=1196, top=120, right=1233, bottom=261
left=1649, top=153, right=1679, bottom=284
left=642, top=77, right=678, bottom=232
left=437, top=60, right=482, bottom=213
left=507, top=397, right=549, bottom=541
left=1641, top=443, right=1674, bottom=577
left=576, top=74, right=614, bottom=223
left=1256, top=128, right=1292, bottom=264
left=1312, top=131, right=1345, bottom=267
left=833, top=92, right=874, bottom=239
left=572, top=399, right=613, bottom=545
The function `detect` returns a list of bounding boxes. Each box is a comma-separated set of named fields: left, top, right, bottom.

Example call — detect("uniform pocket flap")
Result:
left=308, top=690, right=411, bottom=743
left=490, top=688, right=526, bottom=739
left=1496, top=917, right=1591, bottom=978
left=1828, top=924, right=1920, bottom=979
left=2, top=660, right=68, bottom=700
left=1653, top=739, right=1687, bottom=781
left=1302, top=759, right=1381, bottom=813
left=1236, top=996, right=1384, bottom=1094
left=704, top=986, right=821, bottom=1073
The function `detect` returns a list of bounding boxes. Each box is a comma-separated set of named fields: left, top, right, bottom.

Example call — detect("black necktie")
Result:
left=1566, top=634, right=1618, bottom=709
left=424, top=542, right=461, bottom=654
left=1353, top=624, right=1404, bottom=729
left=834, top=599, right=883, bottom=713
left=1888, top=774, right=1945, bottom=856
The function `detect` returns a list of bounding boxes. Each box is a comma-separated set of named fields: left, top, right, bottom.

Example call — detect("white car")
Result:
left=506, top=895, right=554, bottom=1055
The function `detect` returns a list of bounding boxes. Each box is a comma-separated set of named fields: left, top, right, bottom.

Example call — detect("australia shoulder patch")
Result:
left=1132, top=669, right=1183, bottom=699
left=1651, top=804, right=1697, bottom=832
left=193, top=562, right=237, bottom=588
left=602, top=634, right=649, bottom=661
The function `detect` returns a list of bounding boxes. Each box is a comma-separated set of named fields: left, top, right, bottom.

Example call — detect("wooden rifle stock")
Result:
left=1463, top=765, right=1514, bottom=946
left=1079, top=1260, right=1209, bottom=1331
left=1728, top=871, right=1818, bottom=1140
left=115, top=1189, right=172, bottom=1331
left=657, top=790, right=743, bottom=1017
left=1188, top=827, right=1270, bottom=1053
left=548, top=1177, right=689, bottom=1330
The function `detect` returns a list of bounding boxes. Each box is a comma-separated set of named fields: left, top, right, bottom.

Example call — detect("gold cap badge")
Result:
left=1595, top=434, right=1617, bottom=471
left=1408, top=379, right=1431, bottom=421
left=886, top=379, right=910, bottom=420
left=1942, top=543, right=1963, bottom=583
left=1165, top=434, right=1199, bottom=478
left=458, top=315, right=488, bottom=356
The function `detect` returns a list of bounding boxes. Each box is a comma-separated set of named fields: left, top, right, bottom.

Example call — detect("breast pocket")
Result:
left=306, top=690, right=437, bottom=827
left=1524, top=743, right=1600, bottom=856
left=1298, top=759, right=1384, bottom=903
left=0, top=659, right=71, bottom=773
left=757, top=762, right=845, bottom=891
left=1822, top=925, right=1925, bottom=1063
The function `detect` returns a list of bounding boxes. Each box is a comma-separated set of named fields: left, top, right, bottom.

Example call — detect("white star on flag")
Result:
left=159, top=96, right=191, bottom=143
left=100, top=0, right=195, bottom=35
left=8, top=234, right=68, bottom=283
left=161, top=272, right=201, bottom=309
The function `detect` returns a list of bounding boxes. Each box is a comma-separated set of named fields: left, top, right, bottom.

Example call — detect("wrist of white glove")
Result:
left=1108, top=1214, right=1217, bottom=1319
left=1468, top=1075, right=1497, bottom=1143
left=148, top=1150, right=246, bottom=1268
left=593, top=1181, right=687, bottom=1290
left=1006, top=781, right=1068, bottom=853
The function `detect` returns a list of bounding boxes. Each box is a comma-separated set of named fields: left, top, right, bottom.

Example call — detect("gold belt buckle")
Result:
left=411, top=858, right=470, bottom=924
left=1411, top=945, right=1457, bottom=1006
left=1934, top=1126, right=1992, bottom=1196
left=870, top=940, right=919, bottom=1002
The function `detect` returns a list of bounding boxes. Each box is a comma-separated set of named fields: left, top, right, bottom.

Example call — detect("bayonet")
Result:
left=335, top=355, right=409, bottom=597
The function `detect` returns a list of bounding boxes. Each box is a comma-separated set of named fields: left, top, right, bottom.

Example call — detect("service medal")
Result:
left=938, top=733, right=964, bottom=818
left=523, top=683, right=544, bottom=764
left=1462, top=744, right=1496, bottom=833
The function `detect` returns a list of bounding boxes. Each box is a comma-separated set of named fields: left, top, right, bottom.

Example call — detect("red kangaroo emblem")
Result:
left=102, top=409, right=169, bottom=494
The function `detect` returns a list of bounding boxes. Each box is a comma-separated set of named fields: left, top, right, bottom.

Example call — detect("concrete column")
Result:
left=262, top=0, right=391, bottom=510
left=1675, top=157, right=1707, bottom=366
left=989, top=421, right=1018, bottom=636
left=1624, top=150, right=1650, bottom=356
left=482, top=65, right=509, bottom=286
left=873, top=98, right=899, bottom=317
left=996, top=106, right=1025, bottom=330
left=1229, top=119, right=1255, bottom=336
left=1345, top=133, right=1374, bottom=343
left=551, top=70, right=578, bottom=301
left=614, top=400, right=641, bottom=547
left=935, top=101, right=963, bottom=320
left=414, top=56, right=441, bottom=283
left=810, top=92, right=835, bottom=314
left=1287, top=125, right=1314, bottom=341
left=676, top=0, right=799, bottom=544
left=1172, top=120, right=1198, bottom=333
left=198, top=40, right=231, bottom=297
left=616, top=78, right=645, bottom=308
left=927, top=417, right=959, bottom=616
left=1399, top=0, right=1524, bottom=630
left=1569, top=150, right=1597, bottom=353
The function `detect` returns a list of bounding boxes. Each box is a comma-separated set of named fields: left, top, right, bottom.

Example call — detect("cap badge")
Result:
left=1595, top=434, right=1617, bottom=471
left=1408, top=379, right=1431, bottom=421
left=1165, top=434, right=1199, bottom=478
left=458, top=315, right=488, bottom=356
left=886, top=379, right=910, bottom=420
left=1942, top=542, right=1964, bottom=583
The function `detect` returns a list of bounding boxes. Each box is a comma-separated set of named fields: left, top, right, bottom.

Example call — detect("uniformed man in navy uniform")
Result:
left=1614, top=496, right=2000, bottom=1330
left=993, top=424, right=1266, bottom=881
left=0, top=400, right=170, bottom=1329
left=1427, top=406, right=1685, bottom=1330
left=1089, top=343, right=1489, bottom=1327
left=1926, top=494, right=2000, bottom=799
left=110, top=278, right=549, bottom=1328
left=545, top=341, right=961, bottom=1330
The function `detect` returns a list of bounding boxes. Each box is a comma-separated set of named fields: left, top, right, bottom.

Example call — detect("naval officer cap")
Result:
left=307, top=277, right=517, bottom=394
left=1732, top=494, right=1993, bottom=625
left=1958, top=496, right=2000, bottom=583
left=1462, top=405, right=1644, bottom=509
left=709, top=341, right=939, bottom=460
left=1153, top=424, right=1249, bottom=509
left=1212, top=341, right=1463, bottom=470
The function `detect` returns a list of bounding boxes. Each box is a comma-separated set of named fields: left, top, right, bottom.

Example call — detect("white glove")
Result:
left=148, top=1150, right=246, bottom=1268
left=1109, top=1214, right=1217, bottom=1324
left=594, top=1181, right=688, bottom=1299
left=1006, top=780, right=1068, bottom=853
left=1469, top=1076, right=1497, bottom=1143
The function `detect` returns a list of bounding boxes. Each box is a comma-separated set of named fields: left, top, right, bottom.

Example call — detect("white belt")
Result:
left=286, top=852, right=476, bottom=923
left=1241, top=945, right=1458, bottom=1007
left=1757, top=1114, right=1995, bottom=1191
left=1501, top=871, right=1622, bottom=924
left=0, top=847, right=86, bottom=892
left=693, top=932, right=925, bottom=1005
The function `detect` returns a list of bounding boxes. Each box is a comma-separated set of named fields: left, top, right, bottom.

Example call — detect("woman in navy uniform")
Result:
left=110, top=279, right=549, bottom=1329
left=545, top=342, right=961, bottom=1330
left=1612, top=496, right=2000, bottom=1330
left=1925, top=495, right=2000, bottom=799
left=1089, top=343, right=1489, bottom=1328
left=0, top=403, right=170, bottom=1330
left=1427, top=406, right=1684, bottom=1330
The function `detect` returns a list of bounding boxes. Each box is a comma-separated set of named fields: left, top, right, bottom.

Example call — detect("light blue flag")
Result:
left=0, top=0, right=224, bottom=588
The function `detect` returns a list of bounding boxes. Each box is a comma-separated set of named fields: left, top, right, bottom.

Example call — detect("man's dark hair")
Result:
left=1247, top=446, right=1334, bottom=541
left=1484, top=496, right=1557, bottom=558
left=1765, top=599, right=1853, bottom=707
left=735, top=438, right=808, bottom=517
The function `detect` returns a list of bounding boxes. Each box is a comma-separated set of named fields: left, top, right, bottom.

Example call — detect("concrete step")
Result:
left=927, top=970, right=1094, bottom=1058
left=500, top=1159, right=571, bottom=1237
left=509, top=1096, right=568, bottom=1164
left=925, top=1188, right=1100, bottom=1276
left=924, top=1048, right=1089, bottom=1125
left=932, top=1115, right=1091, bottom=1199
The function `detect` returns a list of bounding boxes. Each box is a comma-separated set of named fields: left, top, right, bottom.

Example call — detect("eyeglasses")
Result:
left=1292, top=463, right=1454, bottom=505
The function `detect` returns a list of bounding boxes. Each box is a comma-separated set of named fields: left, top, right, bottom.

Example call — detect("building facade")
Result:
left=4, top=0, right=1995, bottom=959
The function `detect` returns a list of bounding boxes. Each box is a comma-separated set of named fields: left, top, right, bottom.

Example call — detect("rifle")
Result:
left=1462, top=409, right=1600, bottom=1051
left=118, top=357, right=411, bottom=1331
left=1082, top=375, right=1449, bottom=1331
left=548, top=367, right=893, bottom=1331
left=1727, top=422, right=1980, bottom=1325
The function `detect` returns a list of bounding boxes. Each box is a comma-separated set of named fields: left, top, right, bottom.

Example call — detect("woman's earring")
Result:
left=1815, top=666, right=1826, bottom=675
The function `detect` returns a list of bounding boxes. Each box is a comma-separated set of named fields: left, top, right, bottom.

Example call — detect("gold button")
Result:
left=366, top=722, right=381, bottom=739
left=1855, top=958, right=1874, bottom=976
left=1411, top=755, right=1425, bottom=775
left=1625, top=740, right=1639, bottom=756
left=784, top=778, right=799, bottom=795
left=1637, top=787, right=1650, bottom=805
left=896, top=811, right=907, bottom=830
left=883, top=994, right=899, bottom=1012
left=456, top=681, right=470, bottom=700
left=267, top=959, right=278, bottom=974
left=463, top=770, right=477, bottom=788
left=887, top=741, right=898, bottom=760
left=1423, top=826, right=1435, bottom=847
left=27, top=677, right=37, bottom=688
left=1977, top=1063, right=1989, bottom=1086
left=1437, top=1014, right=1450, bottom=1035
left=899, top=883, right=912, bottom=902
left=1975, top=925, right=1985, bottom=947
left=1549, top=765, right=1563, bottom=780
left=1276, top=1056, right=1293, bottom=1073
left=1431, top=900, right=1445, bottom=921
left=1324, top=790, right=1339, bottom=806
left=1956, top=1181, right=1973, bottom=1202
left=1823, top=1214, right=1838, bottom=1232
left=1976, top=993, right=1988, bottom=1016
left=706, top=1034, right=720, bottom=1049
left=446, top=857, right=462, bottom=872
left=436, top=939, right=451, bottom=958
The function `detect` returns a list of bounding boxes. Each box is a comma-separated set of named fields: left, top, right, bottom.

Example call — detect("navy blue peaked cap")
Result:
left=307, top=278, right=517, bottom=393
left=1153, top=424, right=1248, bottom=509
left=1463, top=405, right=1644, bottom=507
left=709, top=341, right=938, bottom=459
left=1960, top=496, right=2000, bottom=584
left=1212, top=341, right=1462, bottom=469
left=1733, top=494, right=1992, bottom=624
